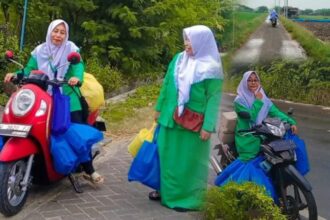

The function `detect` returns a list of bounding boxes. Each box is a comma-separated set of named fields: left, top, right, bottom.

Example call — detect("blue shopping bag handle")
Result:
left=152, top=125, right=160, bottom=144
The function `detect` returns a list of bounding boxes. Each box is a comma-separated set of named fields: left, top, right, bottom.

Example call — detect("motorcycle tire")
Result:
left=281, top=181, right=317, bottom=220
left=0, top=160, right=29, bottom=217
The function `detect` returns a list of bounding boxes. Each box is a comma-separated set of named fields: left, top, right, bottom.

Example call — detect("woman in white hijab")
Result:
left=150, top=25, right=223, bottom=211
left=4, top=19, right=104, bottom=184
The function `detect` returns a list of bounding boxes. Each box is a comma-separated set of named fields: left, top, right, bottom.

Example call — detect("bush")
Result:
left=226, top=59, right=330, bottom=106
left=85, top=57, right=125, bottom=95
left=203, top=182, right=285, bottom=220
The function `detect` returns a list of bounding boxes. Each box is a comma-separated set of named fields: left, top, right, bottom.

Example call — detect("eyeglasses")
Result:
left=247, top=79, right=259, bottom=83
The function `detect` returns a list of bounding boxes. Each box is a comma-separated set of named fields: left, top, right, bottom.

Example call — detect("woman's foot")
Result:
left=148, top=191, right=161, bottom=201
left=83, top=172, right=104, bottom=185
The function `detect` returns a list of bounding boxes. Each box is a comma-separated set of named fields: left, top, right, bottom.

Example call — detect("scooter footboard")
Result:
left=0, top=138, right=38, bottom=162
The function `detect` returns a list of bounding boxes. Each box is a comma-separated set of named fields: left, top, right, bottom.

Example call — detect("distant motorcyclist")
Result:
left=269, top=9, right=278, bottom=20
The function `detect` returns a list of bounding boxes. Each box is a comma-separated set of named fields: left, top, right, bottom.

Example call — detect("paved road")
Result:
left=211, top=94, right=330, bottom=220
left=231, top=19, right=306, bottom=73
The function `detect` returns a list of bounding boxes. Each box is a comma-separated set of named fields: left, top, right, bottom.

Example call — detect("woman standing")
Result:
left=4, top=19, right=104, bottom=184
left=151, top=25, right=223, bottom=211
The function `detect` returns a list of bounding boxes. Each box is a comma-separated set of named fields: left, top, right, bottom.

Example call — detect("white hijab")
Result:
left=175, top=25, right=223, bottom=116
left=31, top=19, right=79, bottom=80
left=234, top=71, right=273, bottom=124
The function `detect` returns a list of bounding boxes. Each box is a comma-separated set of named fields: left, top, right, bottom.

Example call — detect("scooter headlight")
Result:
left=266, top=122, right=286, bottom=138
left=12, top=89, right=36, bottom=116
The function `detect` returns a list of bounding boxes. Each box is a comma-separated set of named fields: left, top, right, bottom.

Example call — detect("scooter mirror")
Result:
left=287, top=107, right=294, bottom=116
left=238, top=111, right=251, bottom=120
left=5, top=50, right=14, bottom=60
left=67, top=52, right=81, bottom=64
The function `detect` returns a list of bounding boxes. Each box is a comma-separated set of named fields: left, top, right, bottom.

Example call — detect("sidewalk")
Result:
left=9, top=137, right=209, bottom=220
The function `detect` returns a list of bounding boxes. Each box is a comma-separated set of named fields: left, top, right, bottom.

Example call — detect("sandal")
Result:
left=148, top=191, right=161, bottom=201
left=83, top=172, right=104, bottom=185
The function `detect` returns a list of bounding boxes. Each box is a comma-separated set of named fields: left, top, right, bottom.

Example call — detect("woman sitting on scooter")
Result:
left=4, top=19, right=104, bottom=185
left=215, top=71, right=309, bottom=199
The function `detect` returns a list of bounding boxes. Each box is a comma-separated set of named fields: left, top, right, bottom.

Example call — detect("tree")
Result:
left=257, top=6, right=268, bottom=13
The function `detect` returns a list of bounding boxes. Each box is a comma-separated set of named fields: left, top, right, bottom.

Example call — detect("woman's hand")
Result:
left=4, top=73, right=14, bottom=83
left=291, top=125, right=298, bottom=134
left=255, top=91, right=263, bottom=100
left=200, top=129, right=211, bottom=141
left=68, top=77, right=80, bottom=86
left=154, top=111, right=160, bottom=122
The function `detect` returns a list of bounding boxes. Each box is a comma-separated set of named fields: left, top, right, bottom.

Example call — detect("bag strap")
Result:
left=69, top=86, right=83, bottom=98
left=152, top=125, right=160, bottom=144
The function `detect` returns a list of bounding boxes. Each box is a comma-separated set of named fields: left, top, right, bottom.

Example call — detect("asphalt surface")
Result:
left=231, top=19, right=306, bottom=73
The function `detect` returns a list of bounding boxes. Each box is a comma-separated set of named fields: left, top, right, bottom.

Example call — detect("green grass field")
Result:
left=221, top=11, right=266, bottom=51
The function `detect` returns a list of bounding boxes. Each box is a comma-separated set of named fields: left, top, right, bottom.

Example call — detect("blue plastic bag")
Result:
left=51, top=135, right=78, bottom=175
left=128, top=125, right=160, bottom=190
left=215, top=156, right=277, bottom=200
left=51, top=87, right=71, bottom=135
left=63, top=123, right=103, bottom=162
left=285, top=131, right=310, bottom=175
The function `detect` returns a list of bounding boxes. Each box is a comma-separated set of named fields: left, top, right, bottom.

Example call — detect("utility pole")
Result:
left=20, top=0, right=29, bottom=51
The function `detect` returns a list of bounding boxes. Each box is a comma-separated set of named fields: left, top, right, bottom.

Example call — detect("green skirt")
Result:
left=157, top=125, right=210, bottom=209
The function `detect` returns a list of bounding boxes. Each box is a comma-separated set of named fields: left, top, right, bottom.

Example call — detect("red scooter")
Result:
left=0, top=51, right=104, bottom=216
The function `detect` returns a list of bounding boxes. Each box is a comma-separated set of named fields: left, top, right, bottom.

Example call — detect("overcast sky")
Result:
left=241, top=0, right=330, bottom=10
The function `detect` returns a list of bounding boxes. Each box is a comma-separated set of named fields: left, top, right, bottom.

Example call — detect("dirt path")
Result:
left=231, top=19, right=306, bottom=73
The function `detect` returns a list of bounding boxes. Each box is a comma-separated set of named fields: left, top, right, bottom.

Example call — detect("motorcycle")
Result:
left=0, top=51, right=104, bottom=216
left=270, top=17, right=277, bottom=27
left=211, top=111, right=317, bottom=220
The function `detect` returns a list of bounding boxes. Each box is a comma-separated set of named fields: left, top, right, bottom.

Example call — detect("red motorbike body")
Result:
left=0, top=84, right=63, bottom=182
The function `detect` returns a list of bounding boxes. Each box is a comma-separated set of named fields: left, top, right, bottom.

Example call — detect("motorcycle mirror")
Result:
left=238, top=111, right=251, bottom=120
left=287, top=107, right=294, bottom=115
left=5, top=50, right=14, bottom=60
left=67, top=52, right=81, bottom=64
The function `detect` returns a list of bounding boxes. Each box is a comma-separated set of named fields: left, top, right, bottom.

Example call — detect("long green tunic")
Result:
left=16, top=55, right=84, bottom=112
left=155, top=54, right=222, bottom=209
left=234, top=99, right=296, bottom=161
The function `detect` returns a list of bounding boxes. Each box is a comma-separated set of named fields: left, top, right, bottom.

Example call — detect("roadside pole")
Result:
left=20, top=0, right=28, bottom=51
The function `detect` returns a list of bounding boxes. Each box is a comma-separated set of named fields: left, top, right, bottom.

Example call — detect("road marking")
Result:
left=233, top=38, right=264, bottom=64
left=281, top=40, right=306, bottom=60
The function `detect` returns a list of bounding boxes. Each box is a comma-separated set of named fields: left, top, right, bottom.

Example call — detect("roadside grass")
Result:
left=281, top=16, right=330, bottom=61
left=221, top=12, right=267, bottom=74
left=101, top=84, right=160, bottom=137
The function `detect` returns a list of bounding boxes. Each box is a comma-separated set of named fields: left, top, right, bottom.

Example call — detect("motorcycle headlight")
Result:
left=12, top=89, right=36, bottom=116
left=266, top=122, right=286, bottom=137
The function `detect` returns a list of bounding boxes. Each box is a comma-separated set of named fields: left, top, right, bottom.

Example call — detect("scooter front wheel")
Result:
left=0, top=160, right=29, bottom=217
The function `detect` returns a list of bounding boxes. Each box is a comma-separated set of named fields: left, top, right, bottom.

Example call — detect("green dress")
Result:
left=16, top=55, right=84, bottom=112
left=155, top=54, right=222, bottom=209
left=234, top=99, right=296, bottom=161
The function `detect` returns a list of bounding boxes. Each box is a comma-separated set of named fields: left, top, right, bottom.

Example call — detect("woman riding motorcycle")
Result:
left=4, top=19, right=104, bottom=184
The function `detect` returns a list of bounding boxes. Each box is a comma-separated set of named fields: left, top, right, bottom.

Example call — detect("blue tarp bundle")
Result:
left=291, top=18, right=330, bottom=23
left=214, top=156, right=277, bottom=200
left=51, top=123, right=103, bottom=175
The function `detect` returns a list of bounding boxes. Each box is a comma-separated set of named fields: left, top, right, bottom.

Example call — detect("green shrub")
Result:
left=203, top=182, right=285, bottom=220
left=225, top=59, right=330, bottom=106
left=85, top=57, right=125, bottom=95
